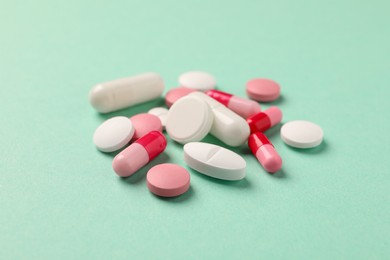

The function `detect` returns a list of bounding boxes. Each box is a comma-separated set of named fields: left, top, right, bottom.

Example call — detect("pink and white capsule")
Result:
left=206, top=90, right=261, bottom=118
left=247, top=106, right=282, bottom=134
left=112, top=131, right=167, bottom=177
left=248, top=132, right=282, bottom=173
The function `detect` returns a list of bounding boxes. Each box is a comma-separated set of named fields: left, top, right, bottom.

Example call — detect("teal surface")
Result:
left=1, top=1, right=389, bottom=259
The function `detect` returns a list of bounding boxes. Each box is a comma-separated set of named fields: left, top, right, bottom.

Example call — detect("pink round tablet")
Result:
left=130, top=113, right=163, bottom=140
left=147, top=164, right=190, bottom=197
left=165, top=87, right=196, bottom=108
left=246, top=78, right=281, bottom=102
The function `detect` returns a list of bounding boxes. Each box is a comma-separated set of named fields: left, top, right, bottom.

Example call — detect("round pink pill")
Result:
left=165, top=87, right=196, bottom=108
left=147, top=164, right=190, bottom=197
left=246, top=78, right=281, bottom=102
left=130, top=113, right=163, bottom=140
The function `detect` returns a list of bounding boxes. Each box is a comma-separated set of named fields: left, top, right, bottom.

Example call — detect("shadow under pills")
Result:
left=190, top=168, right=251, bottom=189
left=267, top=94, right=286, bottom=106
left=287, top=139, right=328, bottom=155
left=152, top=186, right=194, bottom=203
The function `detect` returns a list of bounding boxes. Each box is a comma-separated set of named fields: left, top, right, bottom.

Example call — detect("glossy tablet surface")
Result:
left=148, top=107, right=169, bottom=128
left=281, top=120, right=324, bottom=148
left=165, top=87, right=196, bottom=107
left=246, top=78, right=280, bottom=102
left=166, top=95, right=213, bottom=144
left=130, top=113, right=163, bottom=140
left=178, top=71, right=216, bottom=91
left=147, top=164, right=190, bottom=197
left=93, top=116, right=134, bottom=152
left=184, top=142, right=246, bottom=181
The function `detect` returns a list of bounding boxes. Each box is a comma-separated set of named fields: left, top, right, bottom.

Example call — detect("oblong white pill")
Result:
left=281, top=120, right=324, bottom=148
left=166, top=95, right=213, bottom=144
left=148, top=107, right=169, bottom=128
left=184, top=142, right=246, bottom=181
left=89, top=72, right=164, bottom=113
left=178, top=71, right=216, bottom=91
left=93, top=116, right=134, bottom=152
left=188, top=92, right=250, bottom=147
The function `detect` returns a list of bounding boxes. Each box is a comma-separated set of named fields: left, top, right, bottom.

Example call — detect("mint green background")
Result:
left=1, top=1, right=389, bottom=259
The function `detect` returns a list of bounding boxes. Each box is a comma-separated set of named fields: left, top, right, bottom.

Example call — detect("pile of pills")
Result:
left=91, top=71, right=324, bottom=197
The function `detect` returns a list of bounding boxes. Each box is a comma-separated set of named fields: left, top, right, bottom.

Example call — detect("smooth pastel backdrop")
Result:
left=1, top=1, right=389, bottom=259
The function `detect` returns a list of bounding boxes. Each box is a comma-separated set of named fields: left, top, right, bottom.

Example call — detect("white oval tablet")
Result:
left=281, top=120, right=323, bottom=148
left=93, top=116, right=134, bottom=152
left=178, top=71, right=216, bottom=91
left=148, top=107, right=169, bottom=128
left=166, top=96, right=213, bottom=144
left=184, top=142, right=246, bottom=181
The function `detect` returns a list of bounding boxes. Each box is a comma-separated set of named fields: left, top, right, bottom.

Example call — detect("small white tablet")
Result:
left=148, top=107, right=169, bottom=129
left=93, top=116, right=134, bottom=152
left=178, top=71, right=216, bottom=91
left=184, top=142, right=246, bottom=181
left=281, top=120, right=323, bottom=149
left=166, top=95, right=213, bottom=144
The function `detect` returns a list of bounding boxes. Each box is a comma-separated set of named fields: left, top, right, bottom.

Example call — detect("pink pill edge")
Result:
left=246, top=78, right=281, bottom=102
left=146, top=164, right=191, bottom=197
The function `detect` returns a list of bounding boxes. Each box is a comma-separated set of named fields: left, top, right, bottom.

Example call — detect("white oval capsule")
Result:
left=178, top=71, right=216, bottom=91
left=184, top=142, right=246, bottom=181
left=89, top=72, right=164, bottom=113
left=188, top=92, right=250, bottom=147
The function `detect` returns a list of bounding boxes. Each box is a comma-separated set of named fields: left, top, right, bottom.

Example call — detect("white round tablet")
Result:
left=178, top=71, right=216, bottom=91
left=281, top=120, right=323, bottom=149
left=93, top=116, right=134, bottom=152
left=148, top=107, right=169, bottom=128
left=166, top=95, right=213, bottom=144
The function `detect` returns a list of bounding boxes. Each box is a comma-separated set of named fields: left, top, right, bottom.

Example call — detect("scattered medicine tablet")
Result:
left=246, top=78, right=280, bottom=102
left=248, top=132, right=282, bottom=173
left=189, top=92, right=250, bottom=147
left=148, top=107, right=169, bottom=129
left=130, top=113, right=162, bottom=140
left=184, top=142, right=246, bottom=181
left=89, top=72, right=164, bottom=113
left=179, top=71, right=216, bottom=91
left=166, top=95, right=213, bottom=144
left=165, top=87, right=196, bottom=108
left=147, top=164, right=190, bottom=197
left=206, top=89, right=261, bottom=118
left=112, top=131, right=167, bottom=177
left=93, top=116, right=134, bottom=152
left=247, top=106, right=283, bottom=133
left=281, top=120, right=324, bottom=148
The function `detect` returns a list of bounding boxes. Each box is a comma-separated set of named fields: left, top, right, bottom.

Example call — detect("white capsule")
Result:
left=89, top=72, right=164, bottom=113
left=188, top=92, right=250, bottom=147
left=178, top=71, right=216, bottom=91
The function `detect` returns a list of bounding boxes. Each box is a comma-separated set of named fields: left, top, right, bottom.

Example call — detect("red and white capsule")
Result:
left=112, top=131, right=167, bottom=177
left=206, top=89, right=261, bottom=118
left=247, top=106, right=282, bottom=133
left=248, top=132, right=282, bottom=173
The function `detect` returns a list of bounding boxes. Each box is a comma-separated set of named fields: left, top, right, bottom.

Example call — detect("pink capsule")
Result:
left=206, top=89, right=261, bottom=118
left=247, top=106, right=282, bottom=133
left=248, top=132, right=282, bottom=173
left=112, top=131, right=167, bottom=177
